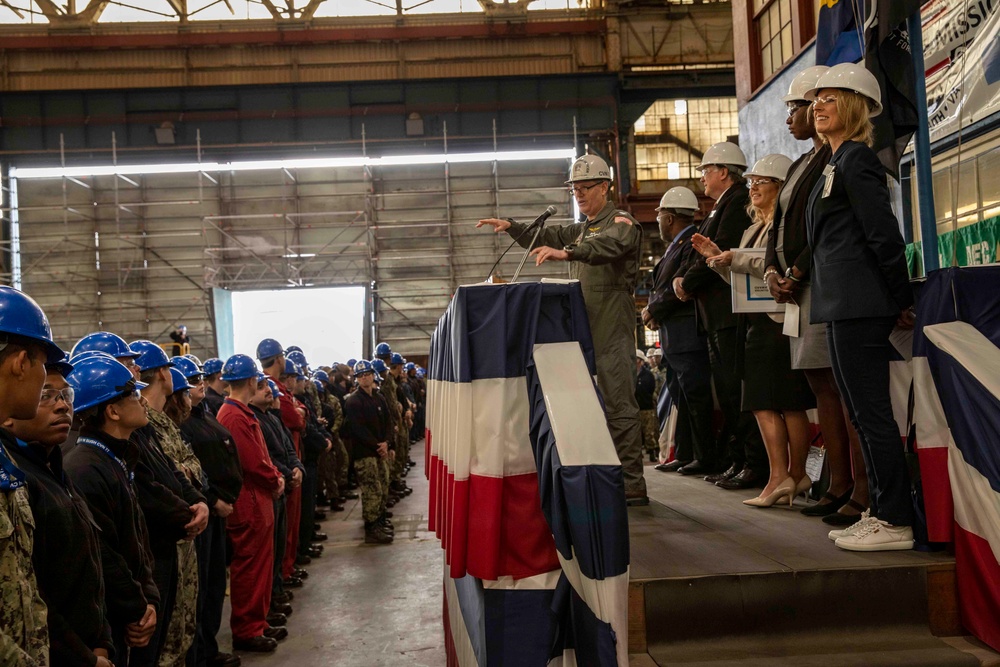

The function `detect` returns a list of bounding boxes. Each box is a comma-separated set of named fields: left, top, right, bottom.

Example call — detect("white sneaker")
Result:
left=827, top=510, right=875, bottom=541
left=835, top=520, right=914, bottom=552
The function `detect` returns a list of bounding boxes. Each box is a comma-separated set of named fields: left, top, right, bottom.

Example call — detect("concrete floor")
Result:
left=219, top=443, right=447, bottom=667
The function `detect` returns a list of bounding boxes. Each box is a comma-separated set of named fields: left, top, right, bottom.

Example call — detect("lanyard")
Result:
left=0, top=443, right=26, bottom=492
left=79, top=436, right=135, bottom=483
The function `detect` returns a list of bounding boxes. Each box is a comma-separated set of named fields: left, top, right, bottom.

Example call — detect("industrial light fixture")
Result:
left=11, top=148, right=576, bottom=180
left=154, top=122, right=176, bottom=145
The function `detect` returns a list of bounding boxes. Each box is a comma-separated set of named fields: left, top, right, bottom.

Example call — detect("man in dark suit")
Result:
left=643, top=186, right=715, bottom=474
left=673, top=143, right=766, bottom=485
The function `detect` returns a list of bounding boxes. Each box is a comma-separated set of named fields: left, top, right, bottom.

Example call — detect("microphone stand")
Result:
left=511, top=219, right=546, bottom=283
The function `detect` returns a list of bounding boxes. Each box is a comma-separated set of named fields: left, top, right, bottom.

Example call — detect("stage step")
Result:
left=629, top=468, right=981, bottom=666
left=641, top=566, right=976, bottom=666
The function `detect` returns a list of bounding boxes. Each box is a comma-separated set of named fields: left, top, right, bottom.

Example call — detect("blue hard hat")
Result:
left=46, top=354, right=74, bottom=378
left=372, top=359, right=388, bottom=375
left=169, top=367, right=193, bottom=393
left=285, top=345, right=303, bottom=355
left=68, top=352, right=148, bottom=413
left=312, top=379, right=325, bottom=394
left=404, top=362, right=416, bottom=371
left=202, top=358, right=224, bottom=376
left=311, top=370, right=329, bottom=383
left=416, top=368, right=425, bottom=378
left=283, top=359, right=299, bottom=376
left=374, top=342, right=391, bottom=357
left=256, top=371, right=267, bottom=383
left=183, top=353, right=202, bottom=367
left=353, top=360, right=374, bottom=376
left=256, top=338, right=284, bottom=361
left=221, top=354, right=259, bottom=382
left=129, top=340, right=174, bottom=372
left=0, top=286, right=65, bottom=364
left=72, top=331, right=139, bottom=360
left=170, top=356, right=202, bottom=379
left=346, top=358, right=357, bottom=368
left=287, top=350, right=308, bottom=368
left=267, top=379, right=282, bottom=398
left=390, top=353, right=404, bottom=366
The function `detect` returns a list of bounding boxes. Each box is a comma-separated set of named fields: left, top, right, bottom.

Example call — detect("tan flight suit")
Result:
left=507, top=200, right=645, bottom=496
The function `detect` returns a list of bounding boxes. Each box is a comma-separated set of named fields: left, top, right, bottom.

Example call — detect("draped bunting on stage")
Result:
left=913, top=267, right=1000, bottom=652
left=427, top=281, right=629, bottom=666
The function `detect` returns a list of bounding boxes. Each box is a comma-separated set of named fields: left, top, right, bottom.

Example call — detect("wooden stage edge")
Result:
left=626, top=464, right=963, bottom=655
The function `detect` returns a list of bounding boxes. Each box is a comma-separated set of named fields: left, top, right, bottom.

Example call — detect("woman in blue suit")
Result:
left=805, top=63, right=915, bottom=552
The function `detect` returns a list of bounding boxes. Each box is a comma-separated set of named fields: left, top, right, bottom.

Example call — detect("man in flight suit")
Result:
left=477, top=154, right=647, bottom=505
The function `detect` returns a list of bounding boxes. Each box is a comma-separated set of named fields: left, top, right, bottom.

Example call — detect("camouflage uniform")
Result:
left=324, top=394, right=349, bottom=495
left=379, top=373, right=403, bottom=481
left=0, top=442, right=49, bottom=667
left=354, top=457, right=385, bottom=524
left=640, top=410, right=659, bottom=459
left=652, top=366, right=667, bottom=403
left=147, top=409, right=202, bottom=667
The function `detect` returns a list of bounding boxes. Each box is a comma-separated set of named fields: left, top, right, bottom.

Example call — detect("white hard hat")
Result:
left=783, top=66, right=830, bottom=103
left=566, top=154, right=612, bottom=184
left=697, top=142, right=748, bottom=171
left=646, top=347, right=662, bottom=358
left=745, top=154, right=794, bottom=182
left=804, top=62, right=883, bottom=117
left=636, top=349, right=648, bottom=362
left=656, top=186, right=699, bottom=214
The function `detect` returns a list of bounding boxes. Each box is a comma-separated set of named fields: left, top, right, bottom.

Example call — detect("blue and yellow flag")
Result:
left=816, top=0, right=865, bottom=66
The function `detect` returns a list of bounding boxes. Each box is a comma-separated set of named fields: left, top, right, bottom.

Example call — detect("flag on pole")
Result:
left=863, top=0, right=923, bottom=178
left=816, top=0, right=866, bottom=66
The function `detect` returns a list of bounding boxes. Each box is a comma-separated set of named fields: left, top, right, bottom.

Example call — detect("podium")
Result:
left=426, top=281, right=630, bottom=666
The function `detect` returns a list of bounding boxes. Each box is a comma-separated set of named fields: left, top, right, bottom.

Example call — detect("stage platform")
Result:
left=626, top=464, right=997, bottom=666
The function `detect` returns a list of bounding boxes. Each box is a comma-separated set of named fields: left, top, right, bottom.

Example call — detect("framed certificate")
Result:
left=730, top=248, right=784, bottom=313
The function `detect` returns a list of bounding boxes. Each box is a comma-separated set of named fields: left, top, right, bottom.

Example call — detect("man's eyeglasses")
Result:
left=569, top=182, right=603, bottom=196
left=39, top=388, right=75, bottom=406
left=786, top=102, right=808, bottom=117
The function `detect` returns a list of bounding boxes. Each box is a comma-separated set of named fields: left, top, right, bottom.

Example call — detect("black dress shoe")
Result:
left=331, top=502, right=345, bottom=512
left=654, top=460, right=690, bottom=473
left=677, top=460, right=710, bottom=476
left=270, top=602, right=292, bottom=616
left=263, top=626, right=288, bottom=641
left=292, top=567, right=308, bottom=579
left=716, top=468, right=764, bottom=490
left=207, top=652, right=241, bottom=667
left=231, top=636, right=277, bottom=653
left=343, top=491, right=359, bottom=500
left=384, top=510, right=393, bottom=519
left=294, top=554, right=311, bottom=566
left=801, top=487, right=854, bottom=516
left=625, top=492, right=650, bottom=507
left=272, top=590, right=293, bottom=604
left=311, top=532, right=328, bottom=542
left=314, top=511, right=328, bottom=521
left=306, top=546, right=323, bottom=558
left=282, top=576, right=304, bottom=589
left=821, top=499, right=868, bottom=525
left=705, top=463, right=741, bottom=484
left=266, top=611, right=288, bottom=626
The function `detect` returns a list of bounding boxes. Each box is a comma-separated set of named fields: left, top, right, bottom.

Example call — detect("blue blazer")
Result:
left=806, top=141, right=913, bottom=323
left=647, top=225, right=706, bottom=354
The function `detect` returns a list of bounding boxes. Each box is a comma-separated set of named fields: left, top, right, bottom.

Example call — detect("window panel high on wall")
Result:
left=633, top=97, right=739, bottom=183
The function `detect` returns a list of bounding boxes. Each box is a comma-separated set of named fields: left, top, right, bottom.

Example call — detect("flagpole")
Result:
left=906, top=11, right=939, bottom=274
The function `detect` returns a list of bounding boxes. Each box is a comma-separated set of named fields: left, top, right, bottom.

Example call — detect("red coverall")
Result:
left=218, top=398, right=282, bottom=640
left=268, top=374, right=306, bottom=579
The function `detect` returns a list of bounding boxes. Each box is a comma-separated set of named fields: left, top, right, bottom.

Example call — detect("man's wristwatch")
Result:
left=784, top=267, right=800, bottom=282
left=562, top=244, right=576, bottom=258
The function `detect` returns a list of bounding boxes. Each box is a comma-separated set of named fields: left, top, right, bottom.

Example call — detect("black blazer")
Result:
left=680, top=185, right=753, bottom=332
left=806, top=141, right=913, bottom=323
left=647, top=225, right=706, bottom=354
left=765, top=143, right=832, bottom=277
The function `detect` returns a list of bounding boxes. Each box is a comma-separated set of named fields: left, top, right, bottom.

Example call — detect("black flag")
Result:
left=863, top=0, right=924, bottom=179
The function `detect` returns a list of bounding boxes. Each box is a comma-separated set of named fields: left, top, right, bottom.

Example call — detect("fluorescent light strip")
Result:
left=11, top=149, right=575, bottom=180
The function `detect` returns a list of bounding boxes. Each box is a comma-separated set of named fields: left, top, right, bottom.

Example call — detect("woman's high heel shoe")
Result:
left=794, top=476, right=813, bottom=498
left=743, top=478, right=796, bottom=508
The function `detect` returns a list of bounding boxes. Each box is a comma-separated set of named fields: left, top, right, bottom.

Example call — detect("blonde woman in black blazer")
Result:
left=804, top=63, right=915, bottom=552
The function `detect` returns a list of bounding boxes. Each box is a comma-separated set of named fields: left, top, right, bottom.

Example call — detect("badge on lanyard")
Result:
left=822, top=164, right=836, bottom=198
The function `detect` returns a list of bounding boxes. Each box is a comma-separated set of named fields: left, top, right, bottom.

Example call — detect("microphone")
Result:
left=530, top=205, right=557, bottom=228
left=483, top=206, right=558, bottom=282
